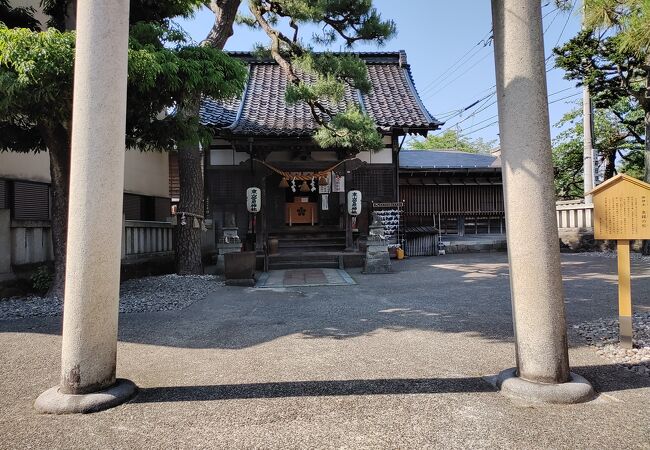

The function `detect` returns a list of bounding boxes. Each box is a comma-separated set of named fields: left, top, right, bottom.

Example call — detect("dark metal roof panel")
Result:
left=399, top=150, right=501, bottom=169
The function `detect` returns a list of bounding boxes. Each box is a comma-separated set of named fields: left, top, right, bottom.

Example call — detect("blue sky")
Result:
left=176, top=1, right=583, bottom=147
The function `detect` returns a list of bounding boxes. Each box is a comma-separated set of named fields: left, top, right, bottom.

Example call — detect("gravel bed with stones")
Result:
left=0, top=274, right=223, bottom=320
left=574, top=312, right=650, bottom=378
left=564, top=251, right=650, bottom=263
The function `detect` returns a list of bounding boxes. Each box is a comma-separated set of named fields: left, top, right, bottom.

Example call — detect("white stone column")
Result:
left=491, top=0, right=593, bottom=403
left=35, top=0, right=136, bottom=413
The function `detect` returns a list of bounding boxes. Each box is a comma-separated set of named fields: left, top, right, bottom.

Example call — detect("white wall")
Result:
left=0, top=151, right=51, bottom=183
left=11, top=0, right=50, bottom=29
left=123, top=150, right=169, bottom=197
left=0, top=150, right=170, bottom=198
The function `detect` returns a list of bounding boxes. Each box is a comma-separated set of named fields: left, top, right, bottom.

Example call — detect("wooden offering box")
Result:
left=286, top=197, right=318, bottom=225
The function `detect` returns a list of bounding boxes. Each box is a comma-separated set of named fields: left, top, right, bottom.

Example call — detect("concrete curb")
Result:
left=496, top=368, right=595, bottom=404
left=34, top=379, right=137, bottom=414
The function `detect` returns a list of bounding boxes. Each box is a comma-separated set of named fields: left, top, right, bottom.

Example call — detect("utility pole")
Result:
left=582, top=2, right=595, bottom=204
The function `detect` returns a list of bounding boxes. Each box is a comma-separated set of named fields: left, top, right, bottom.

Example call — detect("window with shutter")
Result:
left=0, top=180, right=7, bottom=210
left=12, top=181, right=50, bottom=220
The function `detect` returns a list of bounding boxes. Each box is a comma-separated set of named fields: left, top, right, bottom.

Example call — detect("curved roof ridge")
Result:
left=227, top=65, right=252, bottom=130
left=401, top=64, right=441, bottom=127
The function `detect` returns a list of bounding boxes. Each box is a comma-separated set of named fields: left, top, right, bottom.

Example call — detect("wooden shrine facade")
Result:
left=199, top=51, right=442, bottom=254
left=205, top=136, right=401, bottom=248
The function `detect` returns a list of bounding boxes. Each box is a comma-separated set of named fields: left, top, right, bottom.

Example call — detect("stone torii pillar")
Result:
left=35, top=0, right=136, bottom=413
left=491, top=0, right=594, bottom=403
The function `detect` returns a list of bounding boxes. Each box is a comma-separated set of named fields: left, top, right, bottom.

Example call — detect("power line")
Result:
left=548, top=92, right=581, bottom=104
left=458, top=120, right=500, bottom=138
left=459, top=113, right=499, bottom=131
left=422, top=3, right=578, bottom=142
left=553, top=0, right=576, bottom=48
left=418, top=29, right=493, bottom=95
left=430, top=92, right=496, bottom=123
left=423, top=9, right=563, bottom=102
left=549, top=86, right=575, bottom=97
left=437, top=87, right=581, bottom=138
left=422, top=52, right=494, bottom=100
left=435, top=94, right=497, bottom=133
left=544, top=0, right=577, bottom=72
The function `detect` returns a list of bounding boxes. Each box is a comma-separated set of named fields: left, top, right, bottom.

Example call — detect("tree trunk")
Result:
left=41, top=123, right=71, bottom=299
left=203, top=0, right=241, bottom=49
left=603, top=149, right=617, bottom=180
left=173, top=0, right=241, bottom=274
left=175, top=125, right=204, bottom=274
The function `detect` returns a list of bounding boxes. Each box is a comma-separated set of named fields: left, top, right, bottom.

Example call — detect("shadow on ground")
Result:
left=1, top=254, right=648, bottom=351
left=132, top=363, right=650, bottom=404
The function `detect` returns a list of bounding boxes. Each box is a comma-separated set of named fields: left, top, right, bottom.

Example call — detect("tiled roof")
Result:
left=200, top=51, right=441, bottom=137
left=399, top=150, right=501, bottom=170
left=199, top=96, right=240, bottom=128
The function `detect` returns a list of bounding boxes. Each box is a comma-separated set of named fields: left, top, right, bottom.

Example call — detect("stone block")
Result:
left=224, top=251, right=256, bottom=285
left=364, top=241, right=391, bottom=274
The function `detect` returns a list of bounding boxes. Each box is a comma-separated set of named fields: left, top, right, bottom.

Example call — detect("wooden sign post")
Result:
left=589, top=174, right=650, bottom=348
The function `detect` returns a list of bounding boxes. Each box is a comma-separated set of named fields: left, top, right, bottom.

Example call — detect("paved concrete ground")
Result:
left=1, top=253, right=649, bottom=449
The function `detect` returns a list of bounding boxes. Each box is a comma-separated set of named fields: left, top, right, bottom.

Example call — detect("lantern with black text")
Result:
left=246, top=187, right=261, bottom=213
left=347, top=190, right=362, bottom=216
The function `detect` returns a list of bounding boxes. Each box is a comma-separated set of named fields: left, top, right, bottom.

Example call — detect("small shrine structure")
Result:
left=199, top=51, right=440, bottom=269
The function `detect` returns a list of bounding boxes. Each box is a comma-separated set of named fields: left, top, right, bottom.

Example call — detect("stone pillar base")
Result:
left=34, top=378, right=137, bottom=414
left=495, top=368, right=594, bottom=404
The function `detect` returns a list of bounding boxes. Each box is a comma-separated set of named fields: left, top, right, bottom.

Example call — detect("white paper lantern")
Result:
left=246, top=187, right=261, bottom=213
left=347, top=190, right=362, bottom=216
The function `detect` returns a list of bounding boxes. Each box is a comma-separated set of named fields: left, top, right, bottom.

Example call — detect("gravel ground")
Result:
left=575, top=312, right=650, bottom=378
left=0, top=274, right=223, bottom=320
left=565, top=250, right=650, bottom=263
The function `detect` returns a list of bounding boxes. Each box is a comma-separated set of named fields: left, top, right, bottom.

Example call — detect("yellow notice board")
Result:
left=590, top=174, right=650, bottom=240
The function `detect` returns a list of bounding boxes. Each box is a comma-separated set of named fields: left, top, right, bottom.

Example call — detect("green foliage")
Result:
left=0, top=20, right=247, bottom=154
left=41, top=0, right=205, bottom=31
left=552, top=102, right=644, bottom=199
left=31, top=265, right=53, bottom=294
left=552, top=110, right=589, bottom=199
left=619, top=149, right=645, bottom=178
left=314, top=105, right=383, bottom=151
left=294, top=52, right=371, bottom=92
left=0, top=26, right=74, bottom=152
left=583, top=0, right=650, bottom=56
left=554, top=31, right=647, bottom=114
left=248, top=0, right=396, bottom=152
left=407, top=129, right=496, bottom=154
left=554, top=0, right=649, bottom=183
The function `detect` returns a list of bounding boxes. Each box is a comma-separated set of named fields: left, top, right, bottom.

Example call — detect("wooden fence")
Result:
left=122, top=220, right=174, bottom=259
left=9, top=219, right=53, bottom=266
left=555, top=200, right=593, bottom=229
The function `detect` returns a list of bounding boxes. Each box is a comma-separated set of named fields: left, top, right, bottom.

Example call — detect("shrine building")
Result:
left=198, top=51, right=458, bottom=268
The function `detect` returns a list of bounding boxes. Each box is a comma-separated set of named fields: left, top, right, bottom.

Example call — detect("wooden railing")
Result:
left=1, top=210, right=216, bottom=275
left=555, top=200, right=593, bottom=229
left=122, top=220, right=174, bottom=259
left=9, top=219, right=53, bottom=266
